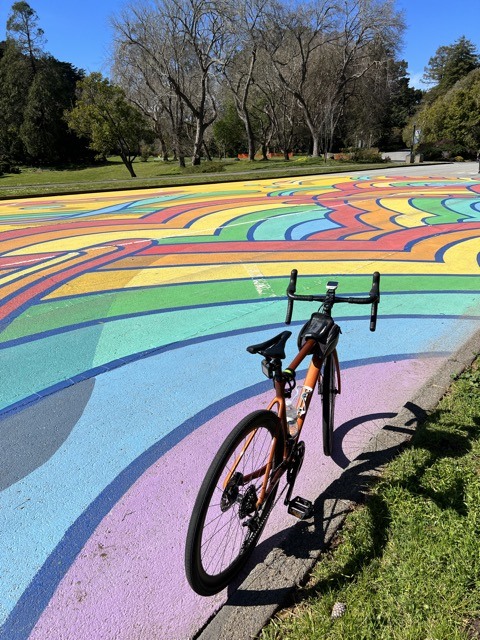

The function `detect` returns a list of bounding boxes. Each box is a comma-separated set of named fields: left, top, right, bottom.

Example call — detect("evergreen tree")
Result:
left=20, top=58, right=88, bottom=164
left=378, top=60, right=423, bottom=149
left=0, top=39, right=32, bottom=160
left=6, top=1, right=45, bottom=74
left=423, top=36, right=480, bottom=95
left=213, top=102, right=247, bottom=157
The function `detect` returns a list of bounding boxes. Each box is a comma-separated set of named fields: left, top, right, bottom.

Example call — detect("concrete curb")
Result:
left=195, top=329, right=480, bottom=640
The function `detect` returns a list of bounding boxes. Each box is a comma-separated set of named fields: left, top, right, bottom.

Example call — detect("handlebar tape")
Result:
left=369, top=272, right=381, bottom=331
left=285, top=269, right=298, bottom=325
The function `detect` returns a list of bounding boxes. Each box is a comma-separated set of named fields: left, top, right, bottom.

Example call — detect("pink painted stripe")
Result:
left=29, top=357, right=442, bottom=640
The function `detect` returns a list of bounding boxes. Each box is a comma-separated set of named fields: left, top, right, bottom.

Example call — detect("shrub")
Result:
left=417, top=139, right=468, bottom=160
left=139, top=142, right=153, bottom=162
left=454, top=156, right=465, bottom=162
left=0, top=160, right=21, bottom=174
left=334, top=148, right=384, bottom=163
left=333, top=152, right=351, bottom=162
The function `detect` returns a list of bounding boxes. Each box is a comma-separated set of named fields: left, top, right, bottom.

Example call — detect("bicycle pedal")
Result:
left=287, top=496, right=314, bottom=520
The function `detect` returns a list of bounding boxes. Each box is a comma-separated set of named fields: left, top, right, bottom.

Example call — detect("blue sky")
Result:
left=0, top=0, right=479, bottom=87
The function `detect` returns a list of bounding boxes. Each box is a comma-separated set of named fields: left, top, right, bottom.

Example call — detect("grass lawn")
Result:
left=0, top=155, right=403, bottom=198
left=260, top=361, right=480, bottom=640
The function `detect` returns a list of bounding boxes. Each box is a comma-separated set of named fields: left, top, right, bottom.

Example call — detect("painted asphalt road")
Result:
left=1, top=164, right=480, bottom=639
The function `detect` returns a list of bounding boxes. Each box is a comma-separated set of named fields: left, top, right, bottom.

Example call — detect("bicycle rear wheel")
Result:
left=185, top=410, right=284, bottom=596
left=321, top=352, right=338, bottom=456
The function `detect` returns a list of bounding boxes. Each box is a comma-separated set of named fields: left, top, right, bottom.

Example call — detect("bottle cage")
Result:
left=297, top=313, right=342, bottom=356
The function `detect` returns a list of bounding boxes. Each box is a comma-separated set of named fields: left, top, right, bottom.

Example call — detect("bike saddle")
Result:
left=246, top=331, right=292, bottom=359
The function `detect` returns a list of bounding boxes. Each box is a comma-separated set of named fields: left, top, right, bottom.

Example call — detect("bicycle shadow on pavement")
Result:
left=196, top=400, right=475, bottom=639
left=225, top=408, right=414, bottom=600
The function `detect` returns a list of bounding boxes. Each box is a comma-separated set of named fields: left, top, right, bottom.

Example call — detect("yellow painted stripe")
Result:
left=45, top=240, right=480, bottom=298
left=4, top=228, right=207, bottom=254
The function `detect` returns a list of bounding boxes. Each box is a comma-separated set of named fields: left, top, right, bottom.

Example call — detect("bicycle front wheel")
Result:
left=185, top=410, right=284, bottom=596
left=321, top=352, right=339, bottom=456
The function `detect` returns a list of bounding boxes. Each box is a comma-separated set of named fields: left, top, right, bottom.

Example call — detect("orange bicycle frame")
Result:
left=224, top=338, right=341, bottom=506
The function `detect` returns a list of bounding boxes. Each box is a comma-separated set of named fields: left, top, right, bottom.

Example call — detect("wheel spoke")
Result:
left=185, top=411, right=283, bottom=595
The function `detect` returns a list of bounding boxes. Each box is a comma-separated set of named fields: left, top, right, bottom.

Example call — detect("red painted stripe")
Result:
left=0, top=239, right=153, bottom=323
left=138, top=222, right=480, bottom=255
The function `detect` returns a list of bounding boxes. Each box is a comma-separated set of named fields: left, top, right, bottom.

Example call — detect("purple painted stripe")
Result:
left=28, top=357, right=442, bottom=639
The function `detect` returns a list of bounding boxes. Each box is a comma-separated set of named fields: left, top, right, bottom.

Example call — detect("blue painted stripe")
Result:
left=1, top=312, right=479, bottom=417
left=0, top=350, right=446, bottom=640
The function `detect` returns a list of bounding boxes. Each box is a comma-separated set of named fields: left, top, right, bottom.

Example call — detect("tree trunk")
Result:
left=246, top=117, right=255, bottom=161
left=203, top=141, right=212, bottom=161
left=192, top=119, right=206, bottom=165
left=159, top=136, right=169, bottom=162
left=121, top=154, right=137, bottom=177
left=283, top=149, right=290, bottom=161
left=174, top=124, right=185, bottom=167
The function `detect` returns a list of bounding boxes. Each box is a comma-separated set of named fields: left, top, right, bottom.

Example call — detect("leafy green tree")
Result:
left=66, top=73, right=154, bottom=177
left=423, top=36, right=480, bottom=95
left=410, top=68, right=480, bottom=157
left=213, top=102, right=247, bottom=157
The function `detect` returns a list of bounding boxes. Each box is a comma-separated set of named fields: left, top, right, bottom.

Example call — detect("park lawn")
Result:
left=260, top=361, right=480, bottom=640
left=0, top=155, right=399, bottom=198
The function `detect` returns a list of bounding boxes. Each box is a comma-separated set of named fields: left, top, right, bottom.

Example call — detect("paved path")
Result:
left=0, top=164, right=479, bottom=639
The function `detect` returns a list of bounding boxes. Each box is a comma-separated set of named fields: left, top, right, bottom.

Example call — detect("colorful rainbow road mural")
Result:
left=1, top=173, right=480, bottom=639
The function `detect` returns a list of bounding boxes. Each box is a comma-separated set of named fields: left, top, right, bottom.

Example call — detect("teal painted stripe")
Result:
left=1, top=292, right=480, bottom=413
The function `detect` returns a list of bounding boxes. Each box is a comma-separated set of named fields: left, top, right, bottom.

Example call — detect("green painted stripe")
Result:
left=1, top=274, right=480, bottom=344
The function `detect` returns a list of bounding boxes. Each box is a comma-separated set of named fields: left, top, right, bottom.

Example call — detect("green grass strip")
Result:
left=260, top=361, right=480, bottom=640
left=0, top=157, right=407, bottom=198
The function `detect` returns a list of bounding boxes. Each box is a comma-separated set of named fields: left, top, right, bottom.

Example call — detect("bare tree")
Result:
left=110, top=0, right=405, bottom=163
left=112, top=0, right=230, bottom=166
left=261, top=0, right=338, bottom=156
left=319, top=0, right=404, bottom=156
left=262, top=0, right=404, bottom=157
left=113, top=42, right=174, bottom=162
left=222, top=0, right=268, bottom=160
left=254, top=50, right=299, bottom=160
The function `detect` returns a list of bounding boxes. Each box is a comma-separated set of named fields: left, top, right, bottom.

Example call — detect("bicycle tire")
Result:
left=321, top=353, right=338, bottom=456
left=185, top=410, right=284, bottom=596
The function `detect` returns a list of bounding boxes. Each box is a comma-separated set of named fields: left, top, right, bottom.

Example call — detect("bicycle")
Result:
left=185, top=269, right=381, bottom=596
